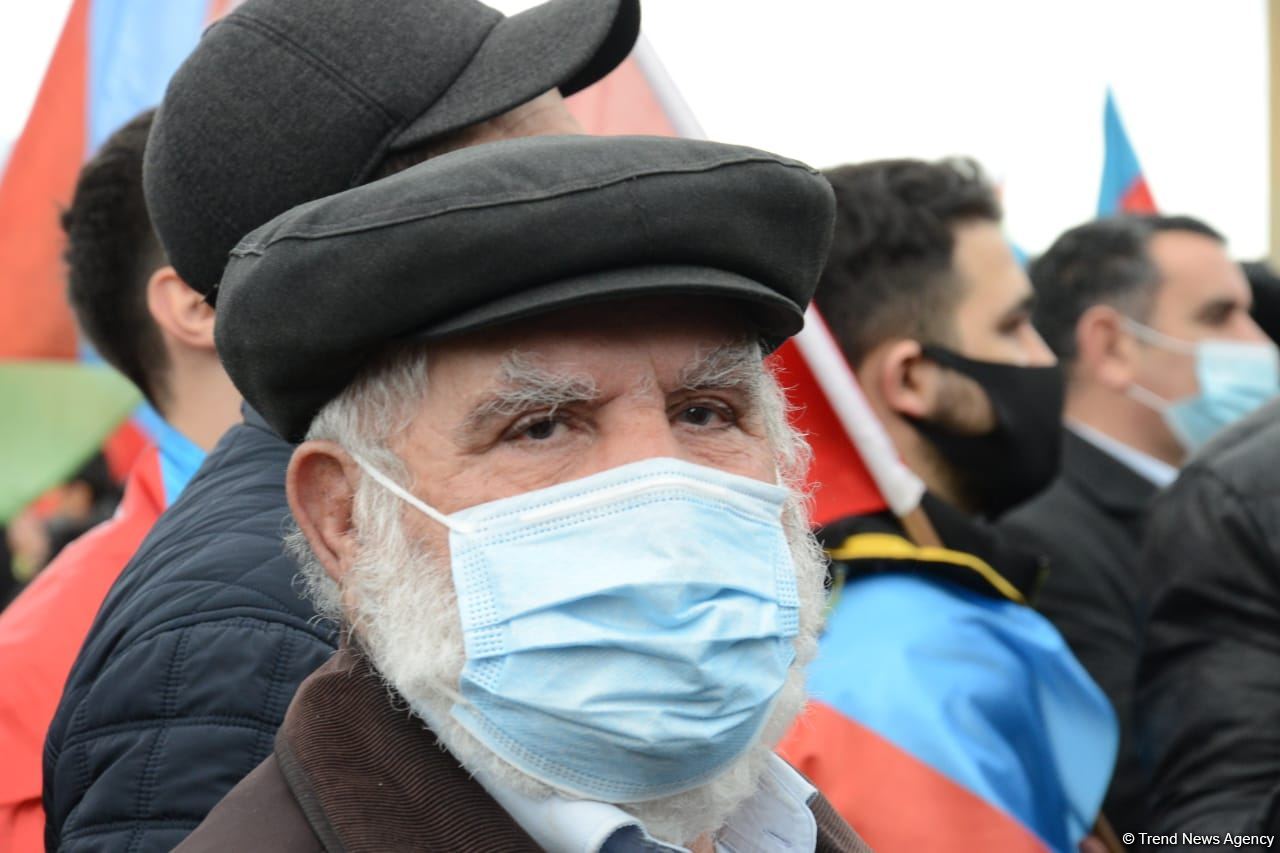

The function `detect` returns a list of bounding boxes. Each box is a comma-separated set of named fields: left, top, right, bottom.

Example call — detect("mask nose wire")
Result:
left=350, top=453, right=469, bottom=534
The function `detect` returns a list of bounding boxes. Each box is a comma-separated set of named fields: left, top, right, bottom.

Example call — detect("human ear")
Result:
left=146, top=266, right=216, bottom=351
left=287, top=441, right=362, bottom=586
left=1077, top=305, right=1135, bottom=391
left=876, top=339, right=937, bottom=420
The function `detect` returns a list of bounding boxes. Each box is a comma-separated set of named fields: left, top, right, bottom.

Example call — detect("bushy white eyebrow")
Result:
left=677, top=341, right=765, bottom=398
left=458, top=351, right=599, bottom=436
left=457, top=341, right=764, bottom=440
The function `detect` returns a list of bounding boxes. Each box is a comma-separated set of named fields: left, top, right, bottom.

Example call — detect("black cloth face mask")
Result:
left=907, top=344, right=1065, bottom=519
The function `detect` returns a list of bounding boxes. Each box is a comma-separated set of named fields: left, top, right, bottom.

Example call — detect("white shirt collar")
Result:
left=1068, top=421, right=1179, bottom=488
left=475, top=753, right=818, bottom=853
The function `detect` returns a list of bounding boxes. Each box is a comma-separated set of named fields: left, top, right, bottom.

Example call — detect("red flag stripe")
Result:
left=779, top=700, right=1050, bottom=853
left=0, top=0, right=89, bottom=359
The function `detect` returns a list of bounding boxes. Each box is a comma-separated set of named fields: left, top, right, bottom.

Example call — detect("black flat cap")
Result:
left=144, top=0, right=640, bottom=299
left=215, top=135, right=835, bottom=442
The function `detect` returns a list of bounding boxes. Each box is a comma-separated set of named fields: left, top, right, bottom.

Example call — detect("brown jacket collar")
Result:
left=192, top=647, right=872, bottom=852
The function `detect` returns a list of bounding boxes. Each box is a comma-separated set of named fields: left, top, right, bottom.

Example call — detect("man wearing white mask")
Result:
left=1000, top=214, right=1279, bottom=839
left=174, top=134, right=869, bottom=852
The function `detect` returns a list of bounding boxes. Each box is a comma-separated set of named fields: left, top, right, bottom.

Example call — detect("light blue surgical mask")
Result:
left=354, top=455, right=800, bottom=803
left=1124, top=320, right=1280, bottom=453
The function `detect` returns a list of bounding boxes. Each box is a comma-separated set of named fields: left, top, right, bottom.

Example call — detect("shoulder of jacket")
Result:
left=104, top=538, right=322, bottom=647
left=828, top=530, right=1036, bottom=606
left=1184, top=414, right=1280, bottom=499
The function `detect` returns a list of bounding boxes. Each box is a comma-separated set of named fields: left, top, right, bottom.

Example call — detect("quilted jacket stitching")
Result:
left=59, top=621, right=333, bottom=752
left=61, top=819, right=202, bottom=843
left=60, top=715, right=286, bottom=754
left=254, top=629, right=297, bottom=776
left=127, top=608, right=333, bottom=652
left=127, top=631, right=190, bottom=852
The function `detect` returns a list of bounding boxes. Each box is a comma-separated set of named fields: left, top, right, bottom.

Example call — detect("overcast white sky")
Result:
left=1, top=0, right=1272, bottom=256
left=0, top=2, right=73, bottom=148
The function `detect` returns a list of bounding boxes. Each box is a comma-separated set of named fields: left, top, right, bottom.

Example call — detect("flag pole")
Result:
left=792, top=307, right=940, bottom=547
left=632, top=36, right=706, bottom=139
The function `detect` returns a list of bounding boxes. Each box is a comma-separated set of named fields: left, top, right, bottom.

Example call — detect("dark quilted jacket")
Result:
left=1137, top=399, right=1280, bottom=838
left=43, top=406, right=338, bottom=852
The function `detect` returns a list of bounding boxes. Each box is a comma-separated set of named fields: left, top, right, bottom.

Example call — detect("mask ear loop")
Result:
left=1125, top=383, right=1172, bottom=413
left=1122, top=318, right=1198, bottom=355
left=348, top=453, right=479, bottom=716
left=350, top=453, right=473, bottom=535
left=1121, top=318, right=1195, bottom=414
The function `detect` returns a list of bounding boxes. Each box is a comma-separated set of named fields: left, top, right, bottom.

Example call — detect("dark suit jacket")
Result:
left=1000, top=428, right=1158, bottom=839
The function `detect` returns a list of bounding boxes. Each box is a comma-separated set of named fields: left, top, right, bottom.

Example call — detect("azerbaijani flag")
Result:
left=1098, top=88, right=1157, bottom=215
left=0, top=0, right=226, bottom=517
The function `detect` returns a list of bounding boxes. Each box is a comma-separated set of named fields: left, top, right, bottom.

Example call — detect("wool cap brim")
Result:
left=215, top=135, right=836, bottom=442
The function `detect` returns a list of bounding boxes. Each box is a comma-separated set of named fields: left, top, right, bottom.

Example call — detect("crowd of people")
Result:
left=2, top=0, right=1279, bottom=851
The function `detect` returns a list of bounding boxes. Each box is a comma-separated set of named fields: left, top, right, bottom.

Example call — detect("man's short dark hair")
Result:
left=814, top=158, right=1001, bottom=366
left=1140, top=213, right=1225, bottom=243
left=1243, top=260, right=1280, bottom=345
left=1030, top=214, right=1224, bottom=367
left=63, top=110, right=168, bottom=408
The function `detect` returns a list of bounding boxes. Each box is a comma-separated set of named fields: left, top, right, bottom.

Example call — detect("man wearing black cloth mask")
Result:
left=43, top=0, right=638, bottom=850
left=780, top=158, right=1117, bottom=852
left=816, top=160, right=1063, bottom=520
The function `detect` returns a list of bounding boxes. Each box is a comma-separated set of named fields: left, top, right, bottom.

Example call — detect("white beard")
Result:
left=342, top=484, right=827, bottom=847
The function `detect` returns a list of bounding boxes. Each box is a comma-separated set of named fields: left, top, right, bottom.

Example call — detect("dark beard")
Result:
left=912, top=369, right=995, bottom=515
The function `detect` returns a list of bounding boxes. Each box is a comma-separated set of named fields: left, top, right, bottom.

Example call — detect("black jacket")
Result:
left=43, top=406, right=337, bottom=852
left=1000, top=428, right=1158, bottom=837
left=1136, top=400, right=1280, bottom=838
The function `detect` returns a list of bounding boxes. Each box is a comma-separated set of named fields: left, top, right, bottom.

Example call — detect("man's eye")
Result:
left=677, top=405, right=731, bottom=428
left=1000, top=314, right=1030, bottom=336
left=513, top=416, right=563, bottom=441
left=1204, top=307, right=1235, bottom=327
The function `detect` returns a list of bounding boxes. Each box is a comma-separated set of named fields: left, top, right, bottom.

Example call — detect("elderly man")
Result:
left=44, top=0, right=638, bottom=848
left=173, top=134, right=866, bottom=851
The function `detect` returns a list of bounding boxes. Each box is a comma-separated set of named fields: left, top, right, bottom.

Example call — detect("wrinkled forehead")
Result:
left=423, top=296, right=763, bottom=390
left=493, top=339, right=765, bottom=393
